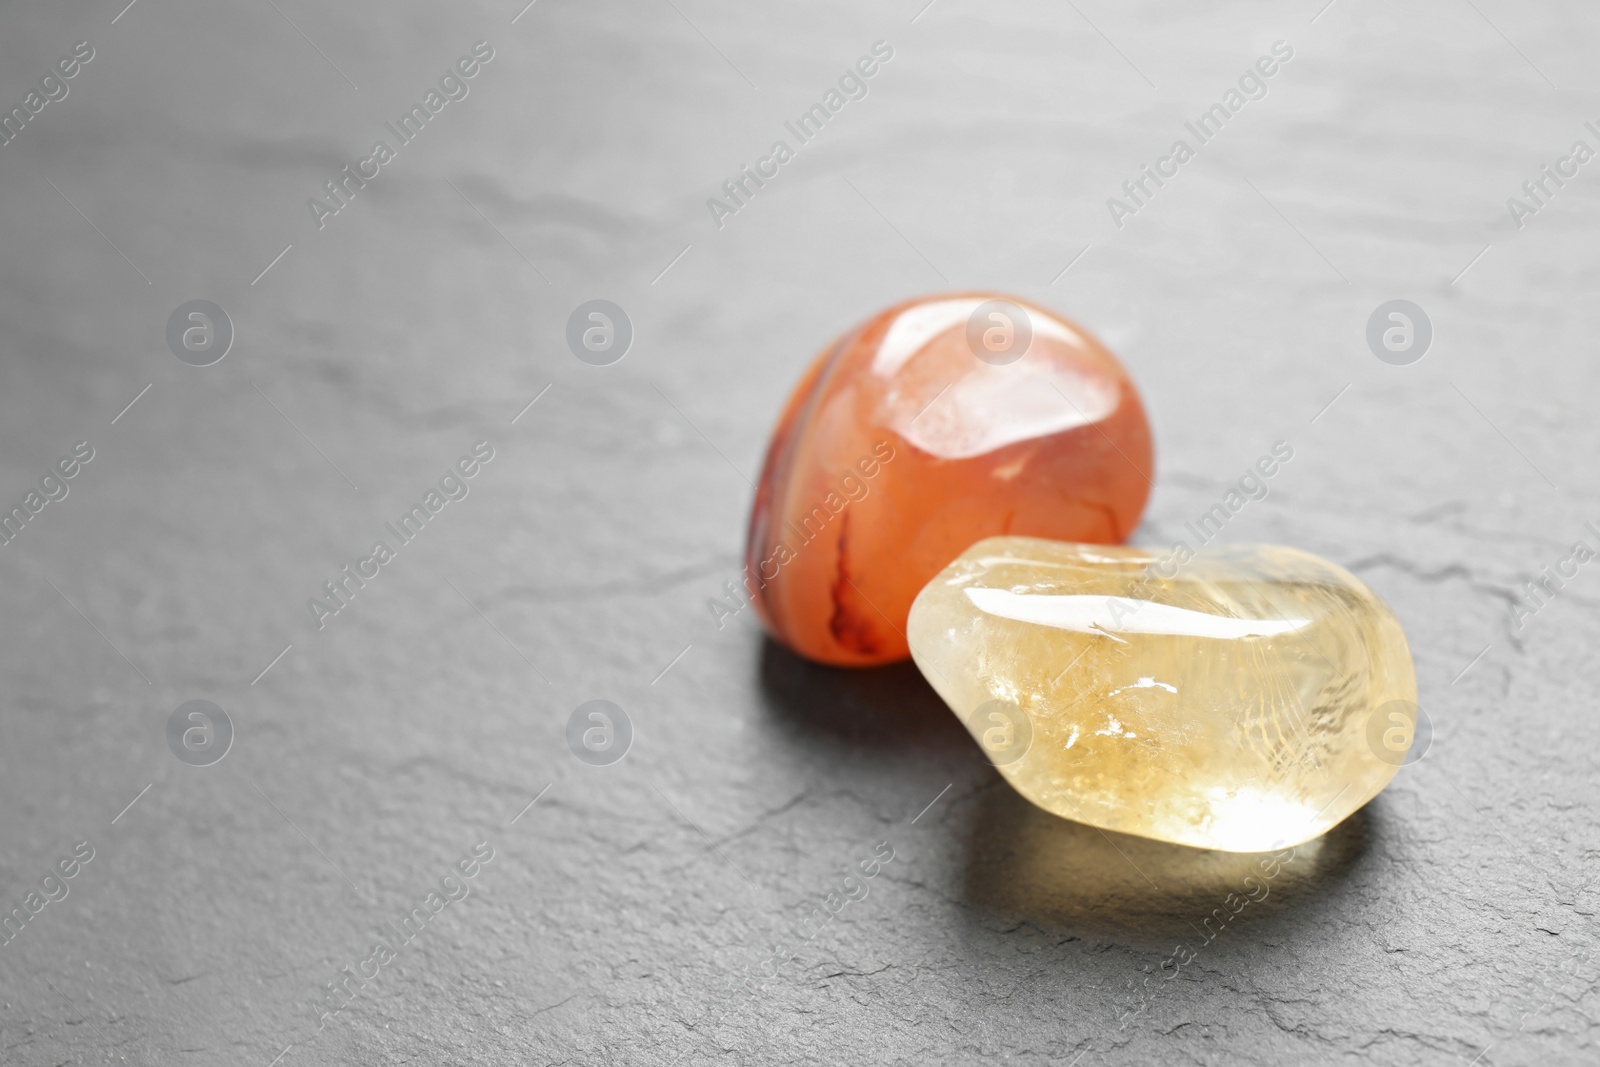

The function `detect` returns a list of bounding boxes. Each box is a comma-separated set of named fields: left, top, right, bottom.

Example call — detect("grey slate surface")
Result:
left=0, top=0, right=1596, bottom=1063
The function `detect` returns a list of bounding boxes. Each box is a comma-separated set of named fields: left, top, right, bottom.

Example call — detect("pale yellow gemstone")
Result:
left=907, top=537, right=1418, bottom=852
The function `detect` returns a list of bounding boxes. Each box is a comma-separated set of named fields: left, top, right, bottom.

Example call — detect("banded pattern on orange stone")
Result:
left=744, top=293, right=1154, bottom=666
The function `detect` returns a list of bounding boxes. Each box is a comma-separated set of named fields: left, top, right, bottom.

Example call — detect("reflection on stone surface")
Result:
left=745, top=293, right=1153, bottom=667
left=909, top=537, right=1417, bottom=851
left=958, top=777, right=1373, bottom=946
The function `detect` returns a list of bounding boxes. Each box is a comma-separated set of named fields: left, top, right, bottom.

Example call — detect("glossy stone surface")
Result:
left=907, top=537, right=1418, bottom=851
left=746, top=294, right=1154, bottom=666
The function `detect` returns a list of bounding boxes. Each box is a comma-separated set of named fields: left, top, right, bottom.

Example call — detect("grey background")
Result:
left=0, top=0, right=1594, bottom=1063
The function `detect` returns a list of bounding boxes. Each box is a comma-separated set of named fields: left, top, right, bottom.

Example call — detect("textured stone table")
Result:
left=1, top=1, right=1596, bottom=1063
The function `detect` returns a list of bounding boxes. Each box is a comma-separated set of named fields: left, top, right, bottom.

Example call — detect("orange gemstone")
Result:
left=744, top=293, right=1155, bottom=666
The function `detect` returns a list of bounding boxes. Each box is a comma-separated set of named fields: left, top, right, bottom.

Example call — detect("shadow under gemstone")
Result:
left=756, top=634, right=1375, bottom=947
left=956, top=776, right=1379, bottom=947
left=756, top=637, right=974, bottom=755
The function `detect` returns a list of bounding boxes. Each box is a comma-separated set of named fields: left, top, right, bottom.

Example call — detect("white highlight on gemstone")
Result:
left=1200, top=787, right=1328, bottom=853
left=873, top=298, right=982, bottom=378
left=1109, top=675, right=1178, bottom=696
left=904, top=366, right=1117, bottom=460
left=873, top=298, right=1118, bottom=461
left=873, top=298, right=1089, bottom=378
left=963, top=589, right=1310, bottom=639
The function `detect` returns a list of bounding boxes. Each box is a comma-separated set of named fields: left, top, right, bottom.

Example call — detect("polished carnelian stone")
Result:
left=744, top=293, right=1154, bottom=666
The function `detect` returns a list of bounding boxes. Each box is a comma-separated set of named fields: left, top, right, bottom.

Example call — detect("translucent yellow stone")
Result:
left=907, top=537, right=1418, bottom=852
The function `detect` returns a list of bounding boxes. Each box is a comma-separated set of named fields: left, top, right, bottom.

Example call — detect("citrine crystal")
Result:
left=907, top=537, right=1418, bottom=851
left=745, top=293, right=1153, bottom=667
